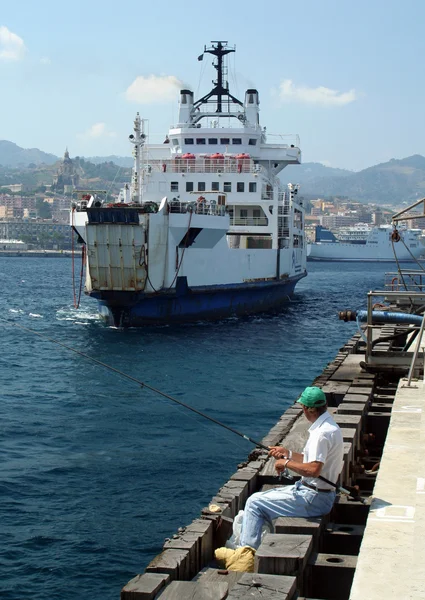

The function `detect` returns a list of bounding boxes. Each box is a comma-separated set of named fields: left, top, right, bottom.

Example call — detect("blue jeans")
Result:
left=239, top=480, right=336, bottom=549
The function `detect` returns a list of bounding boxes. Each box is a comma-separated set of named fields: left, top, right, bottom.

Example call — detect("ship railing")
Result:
left=230, top=217, right=269, bottom=227
left=277, top=227, right=289, bottom=238
left=263, top=133, right=301, bottom=148
left=384, top=270, right=425, bottom=293
left=278, top=205, right=290, bottom=215
left=168, top=200, right=226, bottom=216
left=145, top=159, right=262, bottom=175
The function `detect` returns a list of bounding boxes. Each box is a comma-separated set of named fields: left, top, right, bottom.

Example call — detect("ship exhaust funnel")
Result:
left=178, top=89, right=194, bottom=125
left=244, top=88, right=260, bottom=126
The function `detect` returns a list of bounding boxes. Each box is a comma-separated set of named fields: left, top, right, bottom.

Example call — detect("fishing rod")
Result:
left=0, top=316, right=363, bottom=502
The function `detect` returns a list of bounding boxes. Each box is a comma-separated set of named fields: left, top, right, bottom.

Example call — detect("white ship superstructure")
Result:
left=71, top=41, right=306, bottom=326
left=308, top=224, right=423, bottom=262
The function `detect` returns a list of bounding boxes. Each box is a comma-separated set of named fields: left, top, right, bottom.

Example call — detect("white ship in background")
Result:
left=71, top=41, right=306, bottom=326
left=308, top=224, right=423, bottom=262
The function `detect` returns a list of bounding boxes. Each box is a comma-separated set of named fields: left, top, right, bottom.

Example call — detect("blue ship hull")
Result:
left=91, top=273, right=307, bottom=327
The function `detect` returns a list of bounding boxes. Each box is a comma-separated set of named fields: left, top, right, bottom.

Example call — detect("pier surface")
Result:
left=120, top=329, right=424, bottom=600
left=350, top=377, right=425, bottom=600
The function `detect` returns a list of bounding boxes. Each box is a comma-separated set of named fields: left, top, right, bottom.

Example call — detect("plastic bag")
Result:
left=225, top=510, right=272, bottom=549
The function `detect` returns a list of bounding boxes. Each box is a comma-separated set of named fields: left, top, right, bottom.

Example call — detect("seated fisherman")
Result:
left=215, top=386, right=344, bottom=571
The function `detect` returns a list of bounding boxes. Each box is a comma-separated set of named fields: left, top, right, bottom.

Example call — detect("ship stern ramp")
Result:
left=84, top=208, right=153, bottom=294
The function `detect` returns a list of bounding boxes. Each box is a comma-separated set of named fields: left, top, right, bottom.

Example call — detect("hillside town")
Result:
left=305, top=198, right=425, bottom=242
left=0, top=150, right=425, bottom=253
left=0, top=150, right=88, bottom=251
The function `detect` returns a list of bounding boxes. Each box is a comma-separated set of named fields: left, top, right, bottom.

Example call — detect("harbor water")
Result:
left=0, top=258, right=413, bottom=600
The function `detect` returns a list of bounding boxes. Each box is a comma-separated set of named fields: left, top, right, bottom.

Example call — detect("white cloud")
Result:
left=277, top=79, right=356, bottom=106
left=0, top=26, right=26, bottom=61
left=125, top=74, right=185, bottom=104
left=77, top=122, right=116, bottom=140
left=40, top=57, right=51, bottom=65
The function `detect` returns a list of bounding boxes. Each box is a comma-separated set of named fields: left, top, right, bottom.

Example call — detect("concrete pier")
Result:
left=349, top=377, right=425, bottom=600
left=120, top=329, right=424, bottom=600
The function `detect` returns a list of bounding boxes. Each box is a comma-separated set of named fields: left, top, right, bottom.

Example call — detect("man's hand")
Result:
left=269, top=446, right=288, bottom=459
left=274, top=459, right=290, bottom=474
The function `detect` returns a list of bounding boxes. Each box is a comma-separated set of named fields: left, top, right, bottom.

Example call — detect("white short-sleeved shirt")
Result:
left=302, top=411, right=344, bottom=490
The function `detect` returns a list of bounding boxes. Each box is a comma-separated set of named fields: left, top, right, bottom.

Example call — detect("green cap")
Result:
left=297, top=386, right=327, bottom=408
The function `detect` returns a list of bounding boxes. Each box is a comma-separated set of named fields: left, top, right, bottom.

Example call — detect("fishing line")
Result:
left=0, top=316, right=362, bottom=501
left=159, top=400, right=251, bottom=453
left=0, top=316, right=267, bottom=450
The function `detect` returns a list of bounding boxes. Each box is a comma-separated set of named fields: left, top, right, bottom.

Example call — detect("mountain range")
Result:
left=0, top=140, right=58, bottom=167
left=1, top=140, right=425, bottom=205
left=280, top=155, right=425, bottom=205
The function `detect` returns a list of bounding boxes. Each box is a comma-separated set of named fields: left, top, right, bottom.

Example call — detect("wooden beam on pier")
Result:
left=156, top=580, right=229, bottom=599
left=120, top=572, right=170, bottom=600
left=227, top=572, right=297, bottom=599
left=255, top=533, right=313, bottom=579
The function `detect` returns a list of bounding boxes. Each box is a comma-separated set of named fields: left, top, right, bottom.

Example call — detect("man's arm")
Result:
left=274, top=457, right=323, bottom=478
left=269, top=446, right=304, bottom=462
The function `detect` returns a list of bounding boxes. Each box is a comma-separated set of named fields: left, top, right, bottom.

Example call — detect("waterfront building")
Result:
left=0, top=220, right=72, bottom=249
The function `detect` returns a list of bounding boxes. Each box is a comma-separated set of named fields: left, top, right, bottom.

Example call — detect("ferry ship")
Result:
left=71, top=41, right=306, bottom=326
left=308, top=224, right=423, bottom=262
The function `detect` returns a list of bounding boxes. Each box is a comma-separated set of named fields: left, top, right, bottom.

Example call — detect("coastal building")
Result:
left=321, top=214, right=358, bottom=229
left=0, top=194, right=36, bottom=210
left=0, top=206, right=23, bottom=219
left=0, top=220, right=72, bottom=249
left=412, top=216, right=425, bottom=228
left=44, top=196, right=71, bottom=224
left=372, top=209, right=384, bottom=226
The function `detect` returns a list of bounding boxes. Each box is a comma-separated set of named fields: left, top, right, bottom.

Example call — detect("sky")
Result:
left=1, top=0, right=425, bottom=171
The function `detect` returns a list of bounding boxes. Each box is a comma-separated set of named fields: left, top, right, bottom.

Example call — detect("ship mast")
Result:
left=193, top=41, right=243, bottom=114
left=129, top=112, right=145, bottom=204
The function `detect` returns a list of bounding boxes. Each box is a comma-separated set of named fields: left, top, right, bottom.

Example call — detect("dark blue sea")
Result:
left=0, top=258, right=406, bottom=599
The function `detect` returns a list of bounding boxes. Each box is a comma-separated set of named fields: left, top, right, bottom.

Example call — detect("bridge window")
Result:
left=237, top=182, right=245, bottom=192
left=198, top=182, right=206, bottom=191
left=248, top=139, right=257, bottom=146
left=184, top=138, right=194, bottom=144
left=232, top=138, right=242, bottom=145
left=186, top=182, right=194, bottom=192
left=220, top=138, right=230, bottom=145
left=253, top=209, right=261, bottom=218
left=171, top=182, right=179, bottom=192
left=240, top=209, right=248, bottom=217
left=208, top=138, right=218, bottom=145
left=196, top=138, right=206, bottom=145
left=249, top=182, right=257, bottom=192
left=212, top=182, right=219, bottom=191
left=223, top=182, right=232, bottom=192
left=172, top=139, right=179, bottom=146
